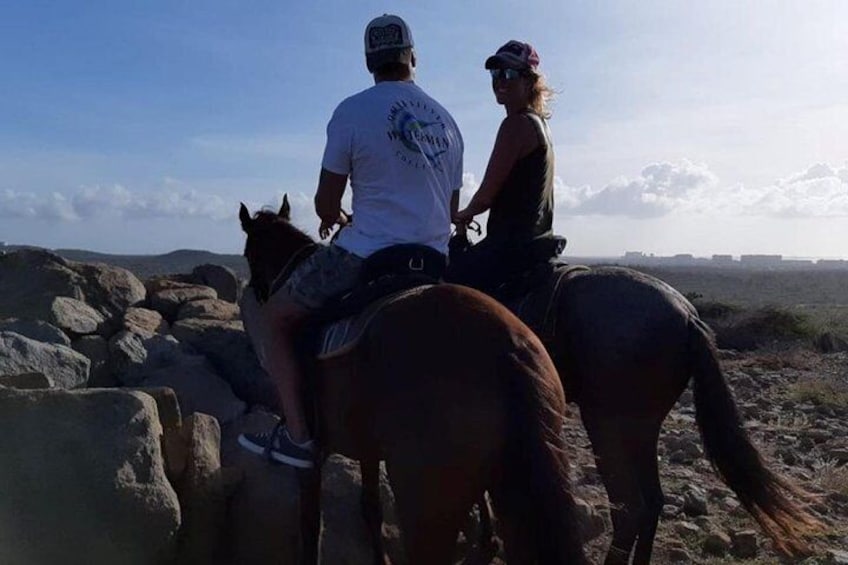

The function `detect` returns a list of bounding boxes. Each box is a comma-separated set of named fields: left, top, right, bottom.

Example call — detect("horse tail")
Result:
left=688, top=316, right=823, bottom=555
left=492, top=334, right=588, bottom=564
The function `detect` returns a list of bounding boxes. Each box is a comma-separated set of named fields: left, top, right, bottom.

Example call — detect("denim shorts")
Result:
left=274, top=244, right=364, bottom=310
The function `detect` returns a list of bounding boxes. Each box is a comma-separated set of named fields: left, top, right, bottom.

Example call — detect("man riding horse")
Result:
left=238, top=14, right=463, bottom=469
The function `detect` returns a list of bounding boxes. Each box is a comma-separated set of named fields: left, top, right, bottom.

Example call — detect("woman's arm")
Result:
left=454, top=114, right=539, bottom=223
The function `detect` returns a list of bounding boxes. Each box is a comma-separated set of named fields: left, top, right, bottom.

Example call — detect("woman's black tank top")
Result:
left=485, top=111, right=555, bottom=245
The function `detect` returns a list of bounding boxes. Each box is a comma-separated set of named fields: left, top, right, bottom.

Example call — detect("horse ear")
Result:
left=239, top=203, right=252, bottom=231
left=279, top=194, right=291, bottom=221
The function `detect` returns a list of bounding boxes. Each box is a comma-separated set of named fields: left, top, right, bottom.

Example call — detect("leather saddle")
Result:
left=302, top=243, right=446, bottom=360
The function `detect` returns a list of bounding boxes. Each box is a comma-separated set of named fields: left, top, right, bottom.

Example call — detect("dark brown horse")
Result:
left=238, top=202, right=587, bottom=565
left=484, top=262, right=823, bottom=563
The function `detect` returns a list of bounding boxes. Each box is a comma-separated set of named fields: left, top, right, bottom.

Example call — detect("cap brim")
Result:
left=367, top=48, right=412, bottom=72
left=484, top=53, right=529, bottom=70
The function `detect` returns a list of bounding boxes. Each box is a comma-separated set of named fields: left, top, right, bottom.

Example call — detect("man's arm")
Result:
left=315, top=168, right=348, bottom=239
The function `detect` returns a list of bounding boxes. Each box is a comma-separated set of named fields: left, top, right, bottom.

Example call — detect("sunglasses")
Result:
left=489, top=68, right=524, bottom=81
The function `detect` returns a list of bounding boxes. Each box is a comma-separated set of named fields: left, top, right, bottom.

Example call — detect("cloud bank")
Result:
left=2, top=162, right=847, bottom=225
left=552, top=161, right=848, bottom=218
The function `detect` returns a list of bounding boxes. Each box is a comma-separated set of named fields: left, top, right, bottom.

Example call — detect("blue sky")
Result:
left=2, top=1, right=847, bottom=257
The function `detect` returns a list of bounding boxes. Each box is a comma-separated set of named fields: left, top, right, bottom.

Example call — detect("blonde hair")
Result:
left=527, top=70, right=555, bottom=119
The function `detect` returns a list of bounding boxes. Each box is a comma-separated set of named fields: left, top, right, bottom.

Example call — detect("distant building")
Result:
left=739, top=254, right=782, bottom=266
left=817, top=259, right=848, bottom=269
left=711, top=254, right=734, bottom=265
left=623, top=251, right=646, bottom=260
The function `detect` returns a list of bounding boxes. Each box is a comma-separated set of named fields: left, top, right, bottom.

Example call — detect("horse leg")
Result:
left=296, top=466, right=322, bottom=565
left=582, top=411, right=647, bottom=565
left=386, top=461, right=470, bottom=565
left=488, top=484, right=536, bottom=564
left=631, top=428, right=664, bottom=565
left=460, top=493, right=499, bottom=565
left=360, top=457, right=391, bottom=565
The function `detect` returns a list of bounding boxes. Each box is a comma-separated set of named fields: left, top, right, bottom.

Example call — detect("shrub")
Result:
left=787, top=377, right=848, bottom=410
left=703, top=305, right=816, bottom=351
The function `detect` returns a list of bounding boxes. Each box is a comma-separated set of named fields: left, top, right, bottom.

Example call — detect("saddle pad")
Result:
left=316, top=285, right=433, bottom=360
left=506, top=264, right=589, bottom=344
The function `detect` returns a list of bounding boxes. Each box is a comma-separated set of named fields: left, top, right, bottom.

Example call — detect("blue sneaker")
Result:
left=238, top=422, right=315, bottom=469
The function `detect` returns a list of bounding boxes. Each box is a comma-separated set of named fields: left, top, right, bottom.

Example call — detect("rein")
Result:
left=263, top=242, right=320, bottom=303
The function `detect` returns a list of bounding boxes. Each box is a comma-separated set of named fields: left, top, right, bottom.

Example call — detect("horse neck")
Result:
left=264, top=227, right=316, bottom=288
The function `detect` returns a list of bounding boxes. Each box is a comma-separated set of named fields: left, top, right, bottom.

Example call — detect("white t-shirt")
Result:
left=321, top=81, right=464, bottom=258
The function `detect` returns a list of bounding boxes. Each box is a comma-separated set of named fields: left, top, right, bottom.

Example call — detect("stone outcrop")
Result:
left=72, top=335, right=114, bottom=387
left=0, top=331, right=90, bottom=389
left=178, top=298, right=241, bottom=321
left=0, top=387, right=181, bottom=565
left=140, top=355, right=246, bottom=425
left=49, top=296, right=105, bottom=337
left=171, top=317, right=276, bottom=408
left=146, top=279, right=218, bottom=323
left=123, top=306, right=169, bottom=336
left=190, top=263, right=241, bottom=303
left=0, top=249, right=145, bottom=324
left=0, top=318, right=71, bottom=346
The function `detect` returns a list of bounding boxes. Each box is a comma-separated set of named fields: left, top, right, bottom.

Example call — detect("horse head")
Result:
left=239, top=194, right=314, bottom=302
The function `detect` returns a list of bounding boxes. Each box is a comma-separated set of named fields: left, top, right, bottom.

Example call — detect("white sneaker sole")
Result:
left=237, top=433, right=315, bottom=469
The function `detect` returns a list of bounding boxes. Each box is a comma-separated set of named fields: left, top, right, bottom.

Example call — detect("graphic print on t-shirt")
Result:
left=386, top=99, right=451, bottom=171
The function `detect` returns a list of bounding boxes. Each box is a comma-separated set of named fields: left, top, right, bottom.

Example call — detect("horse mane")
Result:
left=250, top=208, right=314, bottom=246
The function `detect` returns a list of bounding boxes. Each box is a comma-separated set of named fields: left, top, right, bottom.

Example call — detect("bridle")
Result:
left=260, top=242, right=320, bottom=303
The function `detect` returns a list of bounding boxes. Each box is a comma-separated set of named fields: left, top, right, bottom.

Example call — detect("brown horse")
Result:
left=238, top=202, right=588, bottom=565
left=479, top=261, right=823, bottom=563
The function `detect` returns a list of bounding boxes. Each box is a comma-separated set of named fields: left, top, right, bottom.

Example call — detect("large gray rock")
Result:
left=223, top=410, right=402, bottom=565
left=139, top=355, right=246, bottom=425
left=109, top=330, right=191, bottom=386
left=0, top=318, right=71, bottom=346
left=191, top=264, right=241, bottom=303
left=0, top=331, right=89, bottom=389
left=0, top=387, right=181, bottom=565
left=0, top=249, right=145, bottom=328
left=72, top=335, right=115, bottom=388
left=148, top=281, right=218, bottom=323
left=175, top=413, right=238, bottom=564
left=123, top=306, right=169, bottom=337
left=177, top=298, right=240, bottom=322
left=0, top=372, right=52, bottom=389
left=223, top=411, right=300, bottom=565
left=49, top=296, right=105, bottom=336
left=0, top=250, right=86, bottom=320
left=171, top=318, right=277, bottom=409
left=68, top=259, right=147, bottom=319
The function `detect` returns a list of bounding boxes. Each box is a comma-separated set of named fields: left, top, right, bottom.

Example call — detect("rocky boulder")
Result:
left=49, top=296, right=105, bottom=337
left=140, top=355, right=246, bottom=425
left=177, top=298, right=240, bottom=322
left=171, top=318, right=276, bottom=409
left=122, top=306, right=169, bottom=337
left=0, top=331, right=90, bottom=389
left=72, top=335, right=115, bottom=387
left=0, top=318, right=71, bottom=347
left=68, top=259, right=147, bottom=319
left=0, top=249, right=145, bottom=328
left=147, top=280, right=218, bottom=323
left=109, top=330, right=192, bottom=386
left=0, top=249, right=86, bottom=320
left=191, top=264, right=241, bottom=303
left=0, top=387, right=181, bottom=565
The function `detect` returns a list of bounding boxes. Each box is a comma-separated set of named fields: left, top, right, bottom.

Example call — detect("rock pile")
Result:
left=0, top=250, right=303, bottom=564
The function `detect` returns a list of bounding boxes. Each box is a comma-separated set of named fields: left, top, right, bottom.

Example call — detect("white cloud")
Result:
left=3, top=162, right=847, bottom=230
left=555, top=160, right=848, bottom=219
left=557, top=160, right=718, bottom=218
left=0, top=189, right=77, bottom=221
left=0, top=184, right=234, bottom=222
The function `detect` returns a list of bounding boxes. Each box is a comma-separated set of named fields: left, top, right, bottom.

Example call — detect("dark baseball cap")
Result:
left=484, top=40, right=540, bottom=71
